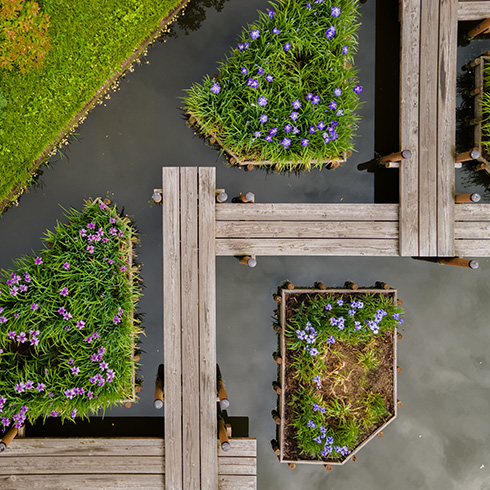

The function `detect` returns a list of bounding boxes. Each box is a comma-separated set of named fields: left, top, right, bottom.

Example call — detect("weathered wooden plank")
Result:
left=0, top=474, right=164, bottom=490
left=216, top=204, right=399, bottom=222
left=215, top=220, right=398, bottom=239
left=199, top=167, right=218, bottom=490
left=3, top=438, right=164, bottom=457
left=218, top=475, right=257, bottom=490
left=217, top=439, right=257, bottom=458
left=0, top=456, right=164, bottom=475
left=458, top=1, right=490, bottom=20
left=216, top=239, right=399, bottom=256
left=437, top=0, right=457, bottom=256
left=218, top=457, right=256, bottom=475
left=455, top=239, right=490, bottom=256
left=180, top=168, right=200, bottom=490
left=162, top=167, right=183, bottom=490
left=399, top=0, right=421, bottom=256
left=455, top=204, right=490, bottom=220
left=455, top=220, right=490, bottom=238
left=418, top=0, right=439, bottom=256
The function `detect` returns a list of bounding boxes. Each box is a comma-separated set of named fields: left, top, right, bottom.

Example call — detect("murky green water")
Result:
left=1, top=1, right=490, bottom=489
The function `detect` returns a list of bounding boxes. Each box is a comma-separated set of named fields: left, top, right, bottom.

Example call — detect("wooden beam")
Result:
left=455, top=203, right=490, bottom=221
left=455, top=239, right=490, bottom=256
left=458, top=2, right=490, bottom=21
left=455, top=221, right=490, bottom=238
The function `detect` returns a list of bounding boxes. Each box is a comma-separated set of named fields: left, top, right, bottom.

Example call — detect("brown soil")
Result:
left=281, top=290, right=396, bottom=463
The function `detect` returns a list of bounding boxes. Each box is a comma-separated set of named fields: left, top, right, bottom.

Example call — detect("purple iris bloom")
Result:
left=257, top=67, right=264, bottom=75
left=331, top=6, right=341, bottom=17
left=266, top=9, right=275, bottom=18
left=259, top=114, right=268, bottom=123
left=269, top=127, right=278, bottom=135
left=292, top=99, right=301, bottom=109
left=240, top=67, right=248, bottom=75
left=283, top=42, right=291, bottom=52
left=281, top=138, right=291, bottom=149
left=308, top=126, right=316, bottom=134
left=306, top=93, right=313, bottom=101
left=327, top=336, right=336, bottom=344
left=253, top=131, right=261, bottom=138
left=301, top=138, right=309, bottom=147
left=354, top=85, right=363, bottom=94
left=329, top=100, right=337, bottom=110
left=342, top=45, right=349, bottom=54
left=290, top=111, right=299, bottom=121
left=34, top=257, right=42, bottom=265
left=284, top=124, right=292, bottom=132
left=334, top=88, right=342, bottom=97
left=273, top=27, right=280, bottom=34
left=266, top=74, right=273, bottom=82
left=250, top=29, right=260, bottom=40
left=265, top=135, right=273, bottom=142
left=247, top=78, right=259, bottom=89
left=210, top=82, right=221, bottom=94
left=317, top=121, right=326, bottom=130
left=257, top=96, right=268, bottom=106
left=325, top=26, right=336, bottom=39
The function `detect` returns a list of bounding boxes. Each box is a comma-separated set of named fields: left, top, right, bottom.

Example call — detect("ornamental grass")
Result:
left=0, top=199, right=141, bottom=430
left=481, top=62, right=490, bottom=158
left=285, top=293, right=403, bottom=461
left=184, top=0, right=362, bottom=170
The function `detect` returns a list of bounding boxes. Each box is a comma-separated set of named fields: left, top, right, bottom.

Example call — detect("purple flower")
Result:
left=79, top=228, right=87, bottom=237
left=312, top=95, right=320, bottom=105
left=306, top=92, right=313, bottom=101
left=348, top=309, right=356, bottom=317
left=8, top=331, right=16, bottom=340
left=50, top=411, right=59, bottom=417
left=108, top=259, right=114, bottom=265
left=273, top=27, right=280, bottom=34
left=337, top=109, right=343, bottom=116
left=113, top=316, right=121, bottom=324
left=290, top=111, right=299, bottom=121
left=10, top=286, right=19, bottom=297
left=253, top=131, right=261, bottom=138
left=334, top=88, right=342, bottom=97
left=269, top=127, right=278, bottom=136
left=264, top=135, right=273, bottom=142
left=309, top=347, right=319, bottom=356
left=292, top=99, right=301, bottom=110
left=25, top=380, right=34, bottom=390
left=292, top=126, right=300, bottom=134
left=329, top=100, right=337, bottom=110
left=23, top=273, right=31, bottom=283
left=0, top=317, right=7, bottom=324
left=308, top=420, right=316, bottom=428
left=86, top=245, right=94, bottom=253
left=62, top=262, right=70, bottom=270
left=317, top=121, right=326, bottom=130
left=337, top=299, right=343, bottom=306
left=308, top=125, right=316, bottom=134
left=284, top=124, right=292, bottom=133
left=313, top=436, right=322, bottom=444
left=266, top=74, right=273, bottom=82
left=59, top=287, right=69, bottom=297
left=102, top=237, right=109, bottom=244
left=58, top=307, right=66, bottom=315
left=30, top=337, right=40, bottom=346
left=87, top=391, right=94, bottom=400
left=30, top=303, right=39, bottom=311
left=210, top=82, right=221, bottom=94
left=250, top=29, right=260, bottom=40
left=36, top=383, right=45, bottom=392
left=98, top=347, right=106, bottom=355
left=283, top=42, right=291, bottom=52
left=64, top=389, right=75, bottom=399
left=16, top=332, right=27, bottom=343
left=325, top=26, right=336, bottom=39
left=259, top=114, right=268, bottom=124
left=354, top=321, right=362, bottom=331
left=240, top=67, right=248, bottom=75
left=120, top=266, right=127, bottom=272
left=70, top=409, right=77, bottom=418
left=76, top=321, right=85, bottom=329
left=71, top=366, right=80, bottom=375
left=106, top=369, right=115, bottom=383
left=301, top=138, right=309, bottom=147
left=257, top=96, right=268, bottom=107
left=15, top=383, right=25, bottom=393
left=110, top=217, right=116, bottom=224
left=87, top=222, right=95, bottom=230
left=327, top=336, right=336, bottom=344
left=34, top=257, right=42, bottom=265
left=257, top=67, right=264, bottom=75
left=280, top=138, right=291, bottom=149
left=0, top=418, right=8, bottom=427
left=67, top=359, right=74, bottom=366
left=247, top=78, right=259, bottom=89
left=331, top=6, right=341, bottom=17
left=266, top=8, right=275, bottom=18
left=19, top=284, right=28, bottom=292
left=63, top=312, right=72, bottom=321
left=354, top=85, right=363, bottom=94
left=100, top=361, right=108, bottom=371
left=342, top=45, right=349, bottom=54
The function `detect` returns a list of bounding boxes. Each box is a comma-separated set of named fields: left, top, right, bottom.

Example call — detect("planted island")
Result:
left=185, top=0, right=363, bottom=170
left=0, top=199, right=141, bottom=430
left=273, top=284, right=404, bottom=465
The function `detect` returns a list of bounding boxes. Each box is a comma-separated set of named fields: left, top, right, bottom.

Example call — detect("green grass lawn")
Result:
left=0, top=0, right=184, bottom=211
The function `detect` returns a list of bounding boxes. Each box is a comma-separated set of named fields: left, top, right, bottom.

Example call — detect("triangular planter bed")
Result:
left=184, top=0, right=363, bottom=171
left=0, top=198, right=141, bottom=431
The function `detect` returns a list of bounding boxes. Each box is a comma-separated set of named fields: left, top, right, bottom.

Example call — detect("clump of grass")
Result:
left=284, top=291, right=403, bottom=461
left=0, top=199, right=141, bottom=429
left=481, top=62, right=490, bottom=156
left=184, top=0, right=362, bottom=170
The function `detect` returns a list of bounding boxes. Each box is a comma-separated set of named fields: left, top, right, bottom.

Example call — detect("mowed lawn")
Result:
left=0, top=0, right=184, bottom=210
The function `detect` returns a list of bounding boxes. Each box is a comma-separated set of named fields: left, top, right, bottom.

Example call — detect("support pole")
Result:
left=314, top=282, right=327, bottom=290
left=217, top=365, right=230, bottom=410
left=218, top=416, right=231, bottom=452
left=455, top=193, right=481, bottom=203
left=0, top=427, right=18, bottom=452
left=215, top=189, right=228, bottom=203
left=272, top=352, right=283, bottom=364
left=154, top=364, right=164, bottom=409
left=468, top=18, right=490, bottom=39
left=272, top=381, right=282, bottom=395
left=438, top=258, right=479, bottom=269
left=455, top=149, right=480, bottom=163
left=380, top=149, right=412, bottom=164
left=270, top=439, right=280, bottom=456
left=344, top=281, right=358, bottom=290
left=271, top=410, right=281, bottom=425
left=238, top=255, right=257, bottom=268
left=232, top=192, right=255, bottom=203
left=375, top=281, right=390, bottom=290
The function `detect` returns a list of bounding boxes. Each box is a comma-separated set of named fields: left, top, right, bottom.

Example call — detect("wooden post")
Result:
left=328, top=160, right=341, bottom=169
left=218, top=417, right=231, bottom=452
left=271, top=410, right=281, bottom=425
left=0, top=427, right=18, bottom=452
left=397, top=299, right=403, bottom=306
left=273, top=294, right=282, bottom=303
left=351, top=455, right=357, bottom=462
left=133, top=351, right=141, bottom=362
left=324, top=464, right=332, bottom=471
left=272, top=324, right=282, bottom=334
left=470, top=87, right=481, bottom=97
left=439, top=258, right=479, bottom=269
left=397, top=366, right=403, bottom=374
left=467, top=58, right=483, bottom=69
left=288, top=463, right=296, bottom=469
left=397, top=400, right=403, bottom=407
left=380, top=149, right=412, bottom=163
left=154, top=379, right=164, bottom=409
left=455, top=193, right=481, bottom=203
left=377, top=432, right=384, bottom=438
left=270, top=439, right=280, bottom=456
left=209, top=137, right=216, bottom=145
left=238, top=192, right=255, bottom=203
left=469, top=117, right=482, bottom=126
left=314, top=282, right=327, bottom=290
left=215, top=189, right=228, bottom=203
left=272, top=381, right=282, bottom=395
left=285, top=281, right=294, bottom=290
left=455, top=149, right=480, bottom=163
left=238, top=255, right=257, bottom=268
left=397, top=332, right=403, bottom=340
left=217, top=365, right=230, bottom=410
left=468, top=18, right=490, bottom=39
left=375, top=281, right=390, bottom=290
left=272, top=352, right=283, bottom=364
left=344, top=281, right=358, bottom=290
left=152, top=189, right=163, bottom=203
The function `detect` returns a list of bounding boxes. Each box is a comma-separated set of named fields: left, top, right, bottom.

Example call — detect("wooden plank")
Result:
left=218, top=457, right=256, bottom=475
left=217, top=439, right=257, bottom=458
left=215, top=221, right=398, bottom=239
left=180, top=168, right=200, bottom=490
left=455, top=220, right=490, bottom=238
left=437, top=0, right=457, bottom=256
left=216, top=238, right=399, bottom=256
left=218, top=475, right=257, bottom=490
left=0, top=474, right=164, bottom=490
left=0, top=456, right=164, bottom=475
left=216, top=204, right=399, bottom=222
left=399, top=0, right=421, bottom=256
left=4, top=438, right=163, bottom=457
left=458, top=1, right=490, bottom=20
left=455, top=203, right=490, bottom=220
left=198, top=167, right=218, bottom=490
left=418, top=0, right=439, bottom=256
left=162, top=167, right=183, bottom=490
left=455, top=239, right=490, bottom=256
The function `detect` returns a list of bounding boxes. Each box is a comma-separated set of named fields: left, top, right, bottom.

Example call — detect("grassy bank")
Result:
left=0, top=0, right=185, bottom=212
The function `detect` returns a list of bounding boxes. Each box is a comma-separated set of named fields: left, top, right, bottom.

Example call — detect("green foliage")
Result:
left=481, top=62, right=490, bottom=155
left=0, top=199, right=141, bottom=429
left=357, top=343, right=379, bottom=372
left=0, top=0, right=183, bottom=210
left=0, top=0, right=51, bottom=73
left=184, top=0, right=362, bottom=170
left=362, top=392, right=388, bottom=429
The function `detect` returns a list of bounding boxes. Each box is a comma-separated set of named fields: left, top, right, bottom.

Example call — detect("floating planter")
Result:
left=0, top=199, right=141, bottom=430
left=184, top=0, right=362, bottom=170
left=273, top=284, right=403, bottom=466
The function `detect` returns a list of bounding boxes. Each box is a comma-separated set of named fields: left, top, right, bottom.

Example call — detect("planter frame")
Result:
left=472, top=54, right=490, bottom=169
left=277, top=287, right=398, bottom=466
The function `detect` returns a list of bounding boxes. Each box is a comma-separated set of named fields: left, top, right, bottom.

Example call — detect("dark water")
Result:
left=1, top=2, right=490, bottom=489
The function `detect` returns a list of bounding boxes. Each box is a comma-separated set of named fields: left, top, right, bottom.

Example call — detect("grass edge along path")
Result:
left=0, top=0, right=190, bottom=216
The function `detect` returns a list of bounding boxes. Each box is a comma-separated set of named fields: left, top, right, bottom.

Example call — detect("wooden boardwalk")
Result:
left=0, top=438, right=256, bottom=490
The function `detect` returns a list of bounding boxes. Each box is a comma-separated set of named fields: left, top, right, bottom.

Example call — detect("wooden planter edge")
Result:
left=278, top=287, right=398, bottom=466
